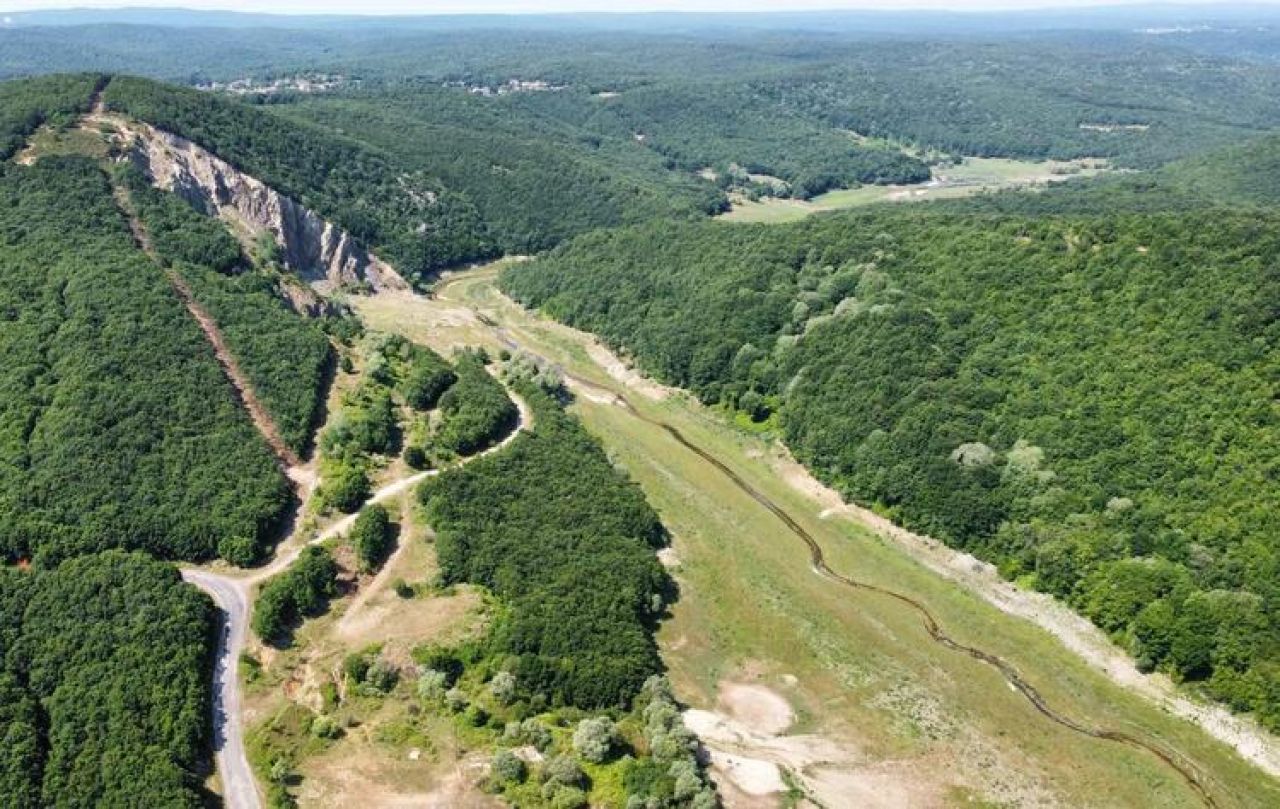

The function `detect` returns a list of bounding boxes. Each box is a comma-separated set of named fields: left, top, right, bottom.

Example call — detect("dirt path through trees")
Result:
left=109, top=178, right=304, bottom=472
left=181, top=386, right=531, bottom=809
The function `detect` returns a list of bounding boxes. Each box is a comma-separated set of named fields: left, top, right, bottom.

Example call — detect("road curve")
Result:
left=182, top=384, right=532, bottom=809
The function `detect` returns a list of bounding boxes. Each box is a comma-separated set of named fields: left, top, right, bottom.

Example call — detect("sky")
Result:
left=3, top=0, right=1274, bottom=15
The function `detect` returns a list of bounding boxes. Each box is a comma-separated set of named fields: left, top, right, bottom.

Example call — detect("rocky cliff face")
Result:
left=123, top=120, right=406, bottom=292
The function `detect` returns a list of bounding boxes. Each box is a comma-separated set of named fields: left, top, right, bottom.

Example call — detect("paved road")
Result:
left=181, top=569, right=259, bottom=809
left=181, top=385, right=532, bottom=809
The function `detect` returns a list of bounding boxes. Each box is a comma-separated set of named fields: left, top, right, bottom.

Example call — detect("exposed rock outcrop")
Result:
left=276, top=277, right=348, bottom=319
left=118, top=118, right=406, bottom=292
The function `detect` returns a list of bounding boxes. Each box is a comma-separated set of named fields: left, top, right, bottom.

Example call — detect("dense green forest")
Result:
left=436, top=350, right=519, bottom=456
left=504, top=199, right=1280, bottom=725
left=564, top=81, right=930, bottom=196
left=276, top=86, right=726, bottom=253
left=420, top=382, right=670, bottom=709
left=0, top=73, right=99, bottom=160
left=104, top=76, right=493, bottom=283
left=7, top=27, right=1279, bottom=175
left=0, top=551, right=214, bottom=807
left=122, top=167, right=334, bottom=453
left=0, top=157, right=290, bottom=564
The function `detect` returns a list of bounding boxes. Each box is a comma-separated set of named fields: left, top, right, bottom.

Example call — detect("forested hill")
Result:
left=503, top=196, right=1280, bottom=729
left=0, top=552, right=215, bottom=807
left=1158, top=131, right=1280, bottom=207
left=104, top=76, right=494, bottom=283
left=0, top=156, right=293, bottom=565
left=100, top=74, right=733, bottom=270
left=271, top=87, right=728, bottom=253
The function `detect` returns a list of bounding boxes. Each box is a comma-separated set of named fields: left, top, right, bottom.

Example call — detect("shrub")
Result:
left=363, top=659, right=399, bottom=694
left=310, top=715, right=342, bottom=739
left=343, top=653, right=371, bottom=684
left=572, top=716, right=618, bottom=763
left=465, top=704, right=491, bottom=727
left=543, top=755, right=585, bottom=788
left=548, top=786, right=589, bottom=809
left=491, top=750, right=527, bottom=786
left=445, top=687, right=469, bottom=713
left=417, top=670, right=449, bottom=702
left=489, top=671, right=517, bottom=705
left=218, top=534, right=261, bottom=567
left=320, top=462, right=370, bottom=514
left=404, top=445, right=429, bottom=470
left=350, top=504, right=394, bottom=573
left=521, top=718, right=553, bottom=752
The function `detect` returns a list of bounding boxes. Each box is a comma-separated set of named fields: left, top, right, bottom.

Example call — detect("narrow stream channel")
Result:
left=475, top=311, right=1219, bottom=808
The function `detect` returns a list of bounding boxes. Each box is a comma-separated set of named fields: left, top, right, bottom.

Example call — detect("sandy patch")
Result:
left=337, top=588, right=482, bottom=647
left=685, top=680, right=966, bottom=807
left=300, top=747, right=496, bottom=809
left=710, top=749, right=786, bottom=795
left=584, top=341, right=671, bottom=401
left=685, top=707, right=953, bottom=807
left=719, top=682, right=794, bottom=735
left=807, top=759, right=949, bottom=808
left=684, top=708, right=845, bottom=764
left=657, top=547, right=682, bottom=569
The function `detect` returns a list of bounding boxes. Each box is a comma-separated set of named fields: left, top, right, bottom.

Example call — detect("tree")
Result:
left=1170, top=593, right=1218, bottom=680
left=573, top=716, right=619, bottom=763
left=417, top=670, right=449, bottom=702
left=320, top=463, right=370, bottom=514
left=218, top=535, right=260, bottom=567
left=491, top=750, right=526, bottom=787
left=489, top=671, right=517, bottom=705
left=253, top=548, right=339, bottom=643
left=351, top=504, right=394, bottom=573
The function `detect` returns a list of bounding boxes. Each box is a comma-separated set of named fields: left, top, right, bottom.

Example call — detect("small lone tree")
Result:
left=572, top=716, right=618, bottom=763
left=491, top=750, right=526, bottom=787
left=489, top=671, right=517, bottom=705
left=350, top=503, right=394, bottom=572
left=417, top=669, right=448, bottom=702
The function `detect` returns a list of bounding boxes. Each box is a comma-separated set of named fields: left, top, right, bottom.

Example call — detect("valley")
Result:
left=3, top=8, right=1280, bottom=808
left=353, top=264, right=1280, bottom=808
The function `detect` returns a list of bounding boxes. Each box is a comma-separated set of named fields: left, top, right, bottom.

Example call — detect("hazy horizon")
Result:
left=4, top=0, right=1280, bottom=18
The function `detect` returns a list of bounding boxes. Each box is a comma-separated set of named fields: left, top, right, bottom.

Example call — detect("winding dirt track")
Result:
left=182, top=385, right=532, bottom=809
left=473, top=311, right=1219, bottom=808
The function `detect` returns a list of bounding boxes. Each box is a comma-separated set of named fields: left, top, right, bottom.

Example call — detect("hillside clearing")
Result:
left=719, top=156, right=1110, bottom=223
